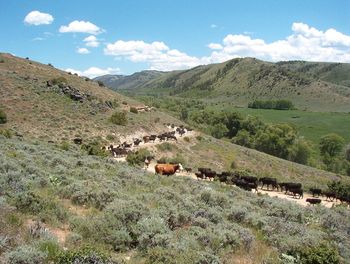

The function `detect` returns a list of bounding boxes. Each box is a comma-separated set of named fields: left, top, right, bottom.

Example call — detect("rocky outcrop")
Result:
left=46, top=80, right=91, bottom=102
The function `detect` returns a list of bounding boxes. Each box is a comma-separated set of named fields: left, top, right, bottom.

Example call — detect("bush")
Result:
left=130, top=107, right=138, bottom=114
left=156, top=142, right=174, bottom=152
left=126, top=148, right=152, bottom=166
left=297, top=243, right=340, bottom=264
left=59, top=141, right=70, bottom=151
left=97, top=80, right=105, bottom=87
left=50, top=77, right=67, bottom=86
left=0, top=129, right=12, bottom=138
left=54, top=246, right=112, bottom=264
left=109, top=111, right=127, bottom=126
left=183, top=136, right=190, bottom=142
left=5, top=245, right=47, bottom=264
left=81, top=140, right=108, bottom=157
left=0, top=108, right=7, bottom=124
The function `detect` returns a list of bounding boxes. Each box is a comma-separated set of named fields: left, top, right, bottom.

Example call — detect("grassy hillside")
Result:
left=1, top=53, right=350, bottom=263
left=0, top=53, right=182, bottom=142
left=0, top=53, right=348, bottom=187
left=104, top=57, right=350, bottom=112
left=1, top=136, right=350, bottom=263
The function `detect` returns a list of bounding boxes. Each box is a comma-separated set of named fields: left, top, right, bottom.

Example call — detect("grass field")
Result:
left=210, top=105, right=350, bottom=148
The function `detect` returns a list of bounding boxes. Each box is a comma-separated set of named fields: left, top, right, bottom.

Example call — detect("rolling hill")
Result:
left=94, top=70, right=165, bottom=91
left=98, top=57, right=350, bottom=112
left=1, top=53, right=350, bottom=263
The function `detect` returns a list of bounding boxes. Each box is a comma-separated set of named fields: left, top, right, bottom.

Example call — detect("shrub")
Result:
left=183, top=136, right=190, bottom=142
left=106, top=134, right=115, bottom=141
left=50, top=77, right=67, bottom=86
left=297, top=243, right=340, bottom=264
left=59, top=141, right=70, bottom=151
left=0, top=129, right=12, bottom=138
left=109, top=111, right=127, bottom=126
left=130, top=107, right=138, bottom=114
left=5, top=245, right=47, bottom=264
left=126, top=148, right=152, bottom=166
left=168, top=153, right=185, bottom=165
left=81, top=140, right=108, bottom=157
left=54, top=246, right=112, bottom=264
left=97, top=80, right=105, bottom=87
left=0, top=108, right=7, bottom=124
left=156, top=142, right=174, bottom=152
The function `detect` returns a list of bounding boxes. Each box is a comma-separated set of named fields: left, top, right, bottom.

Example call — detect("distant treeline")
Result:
left=248, top=99, right=295, bottom=110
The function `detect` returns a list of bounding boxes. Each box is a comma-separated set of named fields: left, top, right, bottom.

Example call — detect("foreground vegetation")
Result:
left=1, top=136, right=350, bottom=263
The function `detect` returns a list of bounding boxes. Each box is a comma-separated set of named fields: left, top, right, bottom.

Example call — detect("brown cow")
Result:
left=155, top=164, right=180, bottom=176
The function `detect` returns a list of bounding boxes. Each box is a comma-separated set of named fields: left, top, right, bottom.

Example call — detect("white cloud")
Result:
left=208, top=43, right=223, bottom=50
left=209, top=22, right=350, bottom=63
left=59, top=20, right=102, bottom=35
left=77, top=47, right=90, bottom=54
left=104, top=40, right=204, bottom=71
left=65, top=67, right=121, bottom=78
left=24, top=10, right=53, bottom=25
left=83, top=35, right=100, bottom=47
left=210, top=24, right=218, bottom=28
left=103, top=22, right=350, bottom=71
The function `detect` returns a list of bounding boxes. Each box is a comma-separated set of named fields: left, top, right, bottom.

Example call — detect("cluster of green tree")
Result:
left=319, top=134, right=350, bottom=175
left=190, top=110, right=311, bottom=164
left=248, top=99, right=295, bottom=110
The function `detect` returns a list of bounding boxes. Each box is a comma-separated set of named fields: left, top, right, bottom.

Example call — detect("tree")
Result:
left=345, top=144, right=350, bottom=162
left=209, top=123, right=228, bottom=139
left=288, top=139, right=312, bottom=165
left=180, top=108, right=188, bottom=121
left=319, top=133, right=345, bottom=158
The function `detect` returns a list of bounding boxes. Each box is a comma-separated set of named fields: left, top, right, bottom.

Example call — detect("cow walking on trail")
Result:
left=155, top=164, right=181, bottom=176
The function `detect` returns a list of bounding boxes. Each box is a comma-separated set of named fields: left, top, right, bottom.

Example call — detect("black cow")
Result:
left=323, top=191, right=337, bottom=202
left=306, top=198, right=321, bottom=205
left=149, top=135, right=157, bottom=142
left=289, top=187, right=303, bottom=199
left=309, top=188, right=322, bottom=197
left=133, top=138, right=142, bottom=146
left=195, top=172, right=205, bottom=180
left=259, top=177, right=278, bottom=191
left=184, top=167, right=192, bottom=173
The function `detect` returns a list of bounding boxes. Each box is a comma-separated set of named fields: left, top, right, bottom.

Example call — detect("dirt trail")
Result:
left=111, top=128, right=342, bottom=209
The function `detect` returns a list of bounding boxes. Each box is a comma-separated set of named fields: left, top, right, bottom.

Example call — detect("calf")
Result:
left=149, top=135, right=157, bottom=142
left=306, top=198, right=321, bottom=205
left=133, top=138, right=142, bottom=146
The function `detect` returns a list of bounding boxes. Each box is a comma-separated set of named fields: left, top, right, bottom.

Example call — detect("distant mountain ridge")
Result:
left=94, top=70, right=165, bottom=90
left=96, top=57, right=350, bottom=112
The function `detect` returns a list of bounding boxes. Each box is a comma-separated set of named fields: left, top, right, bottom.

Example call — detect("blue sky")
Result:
left=1, top=0, right=350, bottom=77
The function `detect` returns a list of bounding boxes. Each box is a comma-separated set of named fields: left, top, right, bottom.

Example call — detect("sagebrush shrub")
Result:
left=109, top=111, right=127, bottom=126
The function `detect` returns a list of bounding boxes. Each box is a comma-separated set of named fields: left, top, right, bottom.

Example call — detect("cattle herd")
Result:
left=104, top=124, right=191, bottom=158
left=183, top=168, right=349, bottom=206
left=101, top=123, right=350, bottom=207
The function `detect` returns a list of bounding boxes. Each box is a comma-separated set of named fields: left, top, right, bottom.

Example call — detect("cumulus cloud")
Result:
left=83, top=35, right=100, bottom=47
left=59, top=20, right=102, bottom=35
left=208, top=43, right=223, bottom=50
left=209, top=22, right=350, bottom=63
left=104, top=40, right=205, bottom=71
left=24, top=10, right=54, bottom=25
left=77, top=47, right=90, bottom=54
left=65, top=67, right=121, bottom=78
left=103, top=22, right=350, bottom=71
